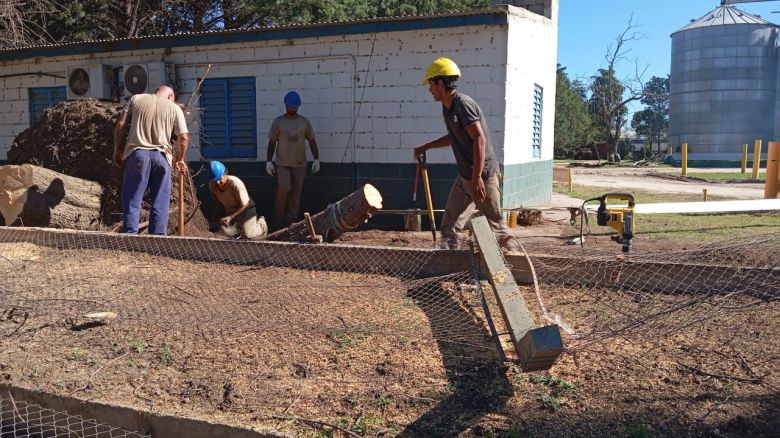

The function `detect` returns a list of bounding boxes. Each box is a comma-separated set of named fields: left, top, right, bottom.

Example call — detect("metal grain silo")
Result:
left=669, top=4, right=778, bottom=163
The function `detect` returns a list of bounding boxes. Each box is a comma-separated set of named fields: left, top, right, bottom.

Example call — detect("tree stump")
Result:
left=266, top=184, right=383, bottom=243
left=0, top=164, right=103, bottom=229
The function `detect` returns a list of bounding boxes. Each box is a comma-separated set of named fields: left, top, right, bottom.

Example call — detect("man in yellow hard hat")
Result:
left=414, top=57, right=516, bottom=250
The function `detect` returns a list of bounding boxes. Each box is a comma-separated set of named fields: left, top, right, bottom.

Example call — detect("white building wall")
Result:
left=0, top=25, right=511, bottom=164
left=503, top=6, right=558, bottom=165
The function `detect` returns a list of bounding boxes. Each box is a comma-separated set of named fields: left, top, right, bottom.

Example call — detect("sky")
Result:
left=557, top=0, right=780, bottom=83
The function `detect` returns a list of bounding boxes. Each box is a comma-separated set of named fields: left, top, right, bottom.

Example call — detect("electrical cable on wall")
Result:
left=340, top=25, right=378, bottom=177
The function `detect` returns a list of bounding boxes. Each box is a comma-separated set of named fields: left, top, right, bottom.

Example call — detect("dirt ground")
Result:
left=1, top=237, right=777, bottom=437
left=569, top=166, right=765, bottom=199
left=2, top=162, right=778, bottom=437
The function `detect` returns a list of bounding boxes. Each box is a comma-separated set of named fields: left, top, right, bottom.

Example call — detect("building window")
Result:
left=200, top=77, right=257, bottom=158
left=532, top=85, right=543, bottom=158
left=29, top=86, right=67, bottom=126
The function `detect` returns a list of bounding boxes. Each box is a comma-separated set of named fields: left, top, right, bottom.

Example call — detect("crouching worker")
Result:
left=208, top=161, right=268, bottom=239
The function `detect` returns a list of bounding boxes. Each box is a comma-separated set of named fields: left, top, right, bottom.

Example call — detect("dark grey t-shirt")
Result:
left=442, top=92, right=498, bottom=180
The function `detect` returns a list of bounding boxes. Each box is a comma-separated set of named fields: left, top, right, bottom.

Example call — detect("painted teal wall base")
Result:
left=193, top=161, right=460, bottom=230
left=0, top=159, right=554, bottom=230
left=501, top=160, right=553, bottom=208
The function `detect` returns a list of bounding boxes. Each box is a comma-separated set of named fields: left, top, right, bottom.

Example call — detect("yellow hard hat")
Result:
left=422, top=57, right=461, bottom=84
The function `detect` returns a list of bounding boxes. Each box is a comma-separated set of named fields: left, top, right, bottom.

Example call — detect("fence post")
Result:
left=703, top=188, right=708, bottom=202
left=741, top=144, right=748, bottom=174
left=752, top=139, right=762, bottom=180
left=682, top=143, right=688, bottom=176
left=766, top=141, right=779, bottom=199
left=567, top=167, right=573, bottom=193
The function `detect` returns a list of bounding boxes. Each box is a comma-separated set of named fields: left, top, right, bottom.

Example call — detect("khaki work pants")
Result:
left=221, top=207, right=268, bottom=240
left=274, top=166, right=307, bottom=226
left=439, top=174, right=512, bottom=249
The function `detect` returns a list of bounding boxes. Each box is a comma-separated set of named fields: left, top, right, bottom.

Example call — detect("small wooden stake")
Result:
left=303, top=212, right=323, bottom=243
left=753, top=139, right=762, bottom=180
left=178, top=172, right=185, bottom=236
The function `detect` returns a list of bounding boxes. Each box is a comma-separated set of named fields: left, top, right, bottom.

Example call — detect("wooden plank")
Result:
left=516, top=325, right=565, bottom=372
left=471, top=216, right=536, bottom=338
left=471, top=217, right=563, bottom=370
left=1, top=384, right=275, bottom=438
left=552, top=166, right=572, bottom=192
left=0, top=227, right=470, bottom=279
left=504, top=253, right=778, bottom=298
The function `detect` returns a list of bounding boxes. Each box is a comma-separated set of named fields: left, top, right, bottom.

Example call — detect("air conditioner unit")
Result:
left=122, top=62, right=177, bottom=99
left=66, top=64, right=113, bottom=99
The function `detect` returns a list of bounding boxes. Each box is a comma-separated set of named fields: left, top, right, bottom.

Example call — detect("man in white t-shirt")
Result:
left=207, top=161, right=267, bottom=239
left=265, top=91, right=319, bottom=229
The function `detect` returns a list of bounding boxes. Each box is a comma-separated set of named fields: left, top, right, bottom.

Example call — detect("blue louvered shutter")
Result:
left=532, top=85, right=543, bottom=158
left=200, top=77, right=257, bottom=158
left=226, top=78, right=257, bottom=158
left=29, top=87, right=67, bottom=127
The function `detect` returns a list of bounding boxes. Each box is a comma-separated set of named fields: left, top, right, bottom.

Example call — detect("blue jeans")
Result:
left=121, top=149, right=171, bottom=234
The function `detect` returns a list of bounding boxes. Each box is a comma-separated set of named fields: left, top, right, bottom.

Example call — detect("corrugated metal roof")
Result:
left=0, top=7, right=513, bottom=54
left=674, top=5, right=776, bottom=34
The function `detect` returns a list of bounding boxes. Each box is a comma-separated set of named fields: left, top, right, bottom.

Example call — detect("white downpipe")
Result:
left=586, top=199, right=780, bottom=214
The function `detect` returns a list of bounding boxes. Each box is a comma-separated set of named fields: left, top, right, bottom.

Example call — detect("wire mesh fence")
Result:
left=0, top=227, right=502, bottom=433
left=0, top=227, right=777, bottom=435
left=526, top=232, right=779, bottom=348
left=0, top=395, right=150, bottom=438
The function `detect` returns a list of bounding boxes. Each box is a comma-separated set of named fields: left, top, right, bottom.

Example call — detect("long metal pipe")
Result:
left=0, top=72, right=65, bottom=79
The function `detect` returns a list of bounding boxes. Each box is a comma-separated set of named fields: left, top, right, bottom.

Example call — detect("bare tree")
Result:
left=589, top=17, right=648, bottom=162
left=0, top=0, right=56, bottom=49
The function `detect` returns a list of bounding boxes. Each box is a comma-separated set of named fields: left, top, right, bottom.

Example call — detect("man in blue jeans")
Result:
left=113, top=85, right=189, bottom=234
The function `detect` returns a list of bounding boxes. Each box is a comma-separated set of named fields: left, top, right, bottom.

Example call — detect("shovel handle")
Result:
left=420, top=159, right=437, bottom=242
left=412, top=162, right=421, bottom=203
left=178, top=172, right=185, bottom=236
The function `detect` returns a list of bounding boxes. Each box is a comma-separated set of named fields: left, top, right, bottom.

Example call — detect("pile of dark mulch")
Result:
left=7, top=99, right=208, bottom=234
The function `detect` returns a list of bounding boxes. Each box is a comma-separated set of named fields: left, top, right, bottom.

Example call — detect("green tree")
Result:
left=554, top=64, right=594, bottom=158
left=631, top=75, right=669, bottom=152
left=15, top=0, right=494, bottom=46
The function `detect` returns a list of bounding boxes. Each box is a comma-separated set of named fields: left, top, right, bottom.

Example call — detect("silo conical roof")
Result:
left=673, top=4, right=776, bottom=34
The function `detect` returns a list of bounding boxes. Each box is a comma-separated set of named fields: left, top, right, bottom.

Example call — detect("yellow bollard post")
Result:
left=681, top=143, right=688, bottom=176
left=752, top=139, right=762, bottom=180
left=741, top=144, right=748, bottom=174
left=568, top=167, right=573, bottom=193
left=765, top=141, right=779, bottom=199
left=702, top=188, right=708, bottom=202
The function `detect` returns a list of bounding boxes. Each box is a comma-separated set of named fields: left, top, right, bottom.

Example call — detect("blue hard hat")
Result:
left=209, top=161, right=226, bottom=182
left=284, top=91, right=301, bottom=108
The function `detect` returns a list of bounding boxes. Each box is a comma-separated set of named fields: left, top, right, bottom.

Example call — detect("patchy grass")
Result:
left=686, top=171, right=765, bottom=183
left=554, top=184, right=729, bottom=204
left=638, top=212, right=780, bottom=241
left=557, top=185, right=780, bottom=241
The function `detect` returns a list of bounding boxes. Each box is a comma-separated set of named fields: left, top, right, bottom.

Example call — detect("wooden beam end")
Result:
left=517, top=325, right=565, bottom=372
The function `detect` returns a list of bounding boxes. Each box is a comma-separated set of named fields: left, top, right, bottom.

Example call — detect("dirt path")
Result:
left=570, top=167, right=765, bottom=199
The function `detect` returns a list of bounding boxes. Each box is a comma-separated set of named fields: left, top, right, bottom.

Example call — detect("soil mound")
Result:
left=7, top=99, right=208, bottom=233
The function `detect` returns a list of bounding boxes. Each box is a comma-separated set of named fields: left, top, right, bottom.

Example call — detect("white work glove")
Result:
left=311, top=159, right=320, bottom=174
left=265, top=161, right=275, bottom=176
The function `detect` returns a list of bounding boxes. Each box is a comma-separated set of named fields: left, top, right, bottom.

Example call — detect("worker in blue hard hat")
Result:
left=208, top=161, right=267, bottom=239
left=265, top=90, right=320, bottom=229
